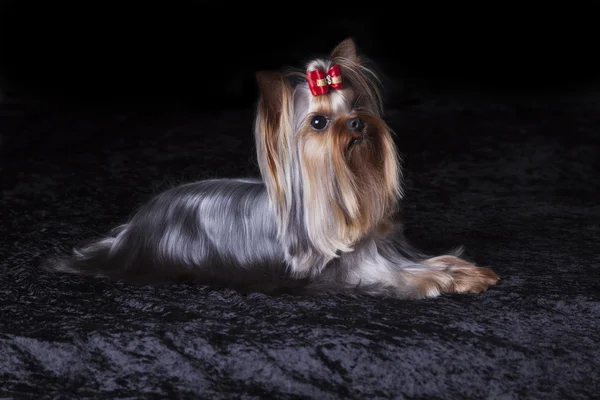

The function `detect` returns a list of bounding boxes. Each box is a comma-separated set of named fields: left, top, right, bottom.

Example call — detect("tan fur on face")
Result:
left=337, top=113, right=401, bottom=232
left=280, top=39, right=406, bottom=260
left=298, top=127, right=355, bottom=255
left=297, top=99, right=401, bottom=251
left=255, top=38, right=405, bottom=273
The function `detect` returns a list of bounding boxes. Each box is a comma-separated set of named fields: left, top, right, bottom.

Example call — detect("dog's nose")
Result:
left=347, top=117, right=364, bottom=132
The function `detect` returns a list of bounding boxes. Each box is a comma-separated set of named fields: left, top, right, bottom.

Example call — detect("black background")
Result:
left=1, top=1, right=599, bottom=112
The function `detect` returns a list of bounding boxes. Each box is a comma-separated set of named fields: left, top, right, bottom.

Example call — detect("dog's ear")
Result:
left=256, top=71, right=285, bottom=115
left=331, top=38, right=359, bottom=62
left=254, top=71, right=290, bottom=217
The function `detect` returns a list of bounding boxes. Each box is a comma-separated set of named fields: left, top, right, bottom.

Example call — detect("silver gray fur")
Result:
left=45, top=175, right=460, bottom=298
left=44, top=39, right=497, bottom=299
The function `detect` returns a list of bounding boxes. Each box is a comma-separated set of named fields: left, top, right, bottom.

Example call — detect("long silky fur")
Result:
left=42, top=178, right=446, bottom=296
left=42, top=39, right=496, bottom=299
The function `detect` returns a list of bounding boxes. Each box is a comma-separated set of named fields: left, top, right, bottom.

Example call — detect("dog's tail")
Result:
left=41, top=225, right=129, bottom=279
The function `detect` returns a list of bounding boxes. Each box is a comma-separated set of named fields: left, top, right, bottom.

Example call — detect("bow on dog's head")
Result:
left=254, top=38, right=402, bottom=277
left=306, top=64, right=343, bottom=96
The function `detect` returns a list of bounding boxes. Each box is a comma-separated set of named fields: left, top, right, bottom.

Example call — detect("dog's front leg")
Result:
left=344, top=250, right=500, bottom=299
left=401, top=255, right=500, bottom=298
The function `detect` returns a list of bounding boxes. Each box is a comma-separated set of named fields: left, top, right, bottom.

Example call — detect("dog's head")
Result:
left=254, top=38, right=403, bottom=276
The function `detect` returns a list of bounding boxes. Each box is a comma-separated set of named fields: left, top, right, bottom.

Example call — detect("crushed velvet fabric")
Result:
left=1, top=95, right=599, bottom=399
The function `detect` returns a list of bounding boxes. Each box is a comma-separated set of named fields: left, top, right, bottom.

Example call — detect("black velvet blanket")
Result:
left=1, top=94, right=599, bottom=399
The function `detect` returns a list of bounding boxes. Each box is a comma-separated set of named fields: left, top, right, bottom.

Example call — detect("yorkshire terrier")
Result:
left=44, top=38, right=500, bottom=299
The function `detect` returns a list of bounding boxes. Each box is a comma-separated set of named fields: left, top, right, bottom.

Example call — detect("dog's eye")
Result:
left=310, top=115, right=329, bottom=131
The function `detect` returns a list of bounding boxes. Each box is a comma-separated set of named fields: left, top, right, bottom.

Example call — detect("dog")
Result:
left=43, top=38, right=500, bottom=299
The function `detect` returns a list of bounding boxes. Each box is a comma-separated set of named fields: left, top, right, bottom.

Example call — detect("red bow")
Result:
left=306, top=64, right=343, bottom=96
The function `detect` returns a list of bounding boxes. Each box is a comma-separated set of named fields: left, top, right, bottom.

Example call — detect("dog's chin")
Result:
left=345, top=130, right=365, bottom=153
left=344, top=119, right=390, bottom=172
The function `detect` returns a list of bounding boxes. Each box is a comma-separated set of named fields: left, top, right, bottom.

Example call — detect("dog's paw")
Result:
left=423, top=255, right=500, bottom=294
